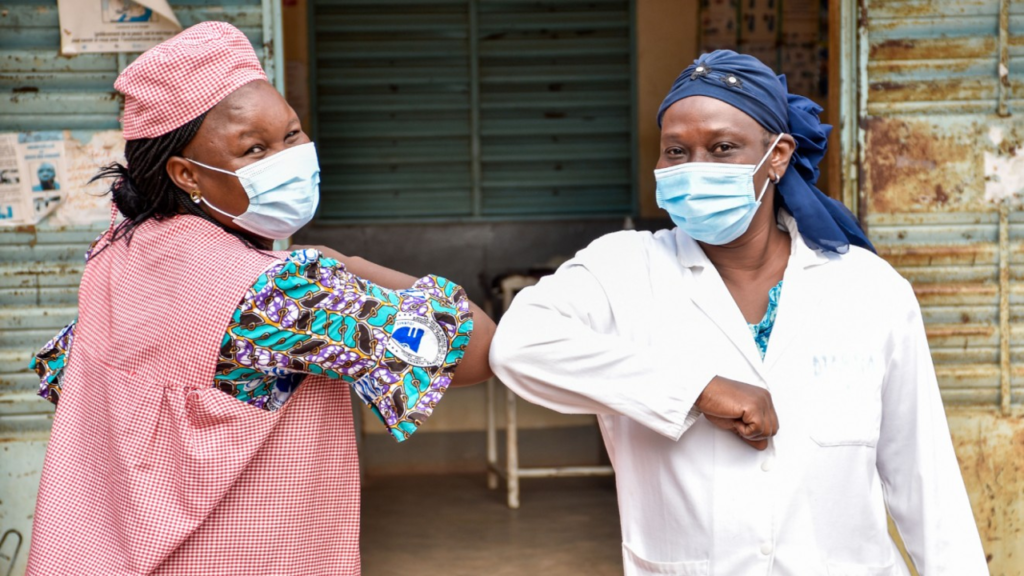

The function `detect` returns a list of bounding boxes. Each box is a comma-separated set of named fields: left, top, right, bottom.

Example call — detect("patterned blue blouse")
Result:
left=748, top=281, right=783, bottom=360
left=31, top=249, right=474, bottom=442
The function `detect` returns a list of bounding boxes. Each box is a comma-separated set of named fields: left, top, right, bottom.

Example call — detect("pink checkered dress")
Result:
left=26, top=216, right=361, bottom=575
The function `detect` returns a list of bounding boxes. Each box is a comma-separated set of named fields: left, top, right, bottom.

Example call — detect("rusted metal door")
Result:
left=844, top=0, right=1023, bottom=573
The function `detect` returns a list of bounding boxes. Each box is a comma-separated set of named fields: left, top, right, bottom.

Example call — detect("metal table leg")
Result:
left=506, top=383, right=520, bottom=509
left=486, top=376, right=498, bottom=490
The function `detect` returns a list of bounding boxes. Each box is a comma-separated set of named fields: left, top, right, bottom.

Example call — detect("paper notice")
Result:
left=782, top=0, right=820, bottom=45
left=0, top=132, right=68, bottom=227
left=0, top=130, right=124, bottom=228
left=58, top=0, right=182, bottom=55
left=781, top=44, right=821, bottom=99
left=0, top=135, right=22, bottom=223
left=739, top=0, right=779, bottom=44
left=701, top=0, right=739, bottom=51
left=47, top=131, right=123, bottom=227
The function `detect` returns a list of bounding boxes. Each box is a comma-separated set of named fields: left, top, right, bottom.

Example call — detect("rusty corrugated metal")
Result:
left=856, top=0, right=1023, bottom=573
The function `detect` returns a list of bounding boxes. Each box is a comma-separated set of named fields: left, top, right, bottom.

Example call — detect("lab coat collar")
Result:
left=761, top=211, right=833, bottom=371
left=670, top=210, right=833, bottom=379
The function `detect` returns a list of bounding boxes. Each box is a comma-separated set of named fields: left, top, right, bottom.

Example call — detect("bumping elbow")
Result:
left=487, top=318, right=528, bottom=384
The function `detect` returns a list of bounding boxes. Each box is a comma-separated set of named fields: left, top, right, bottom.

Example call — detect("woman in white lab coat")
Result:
left=489, top=50, right=987, bottom=575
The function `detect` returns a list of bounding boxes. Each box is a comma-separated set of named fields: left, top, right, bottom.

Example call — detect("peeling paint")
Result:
left=948, top=409, right=1024, bottom=571
left=989, top=126, right=1004, bottom=146
left=984, top=150, right=1024, bottom=203
left=863, top=117, right=978, bottom=213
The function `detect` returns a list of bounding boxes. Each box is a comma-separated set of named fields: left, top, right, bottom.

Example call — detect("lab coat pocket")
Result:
left=622, top=543, right=708, bottom=576
left=826, top=560, right=901, bottom=576
left=809, top=354, right=883, bottom=447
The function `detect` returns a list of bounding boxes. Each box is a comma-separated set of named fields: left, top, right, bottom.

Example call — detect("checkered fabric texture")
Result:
left=26, top=216, right=361, bottom=575
left=115, top=21, right=269, bottom=140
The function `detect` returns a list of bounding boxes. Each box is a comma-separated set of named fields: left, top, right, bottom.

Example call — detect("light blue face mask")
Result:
left=654, top=133, right=784, bottom=245
left=188, top=141, right=320, bottom=240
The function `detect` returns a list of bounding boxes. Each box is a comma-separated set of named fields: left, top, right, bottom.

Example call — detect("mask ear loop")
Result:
left=185, top=158, right=245, bottom=219
left=186, top=157, right=238, bottom=177
left=198, top=194, right=242, bottom=220
left=753, top=133, right=786, bottom=203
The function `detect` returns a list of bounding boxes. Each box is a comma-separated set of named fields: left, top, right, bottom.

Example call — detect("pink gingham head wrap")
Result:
left=114, top=21, right=268, bottom=140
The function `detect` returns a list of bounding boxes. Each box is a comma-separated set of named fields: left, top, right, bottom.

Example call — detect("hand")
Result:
left=696, top=376, right=779, bottom=450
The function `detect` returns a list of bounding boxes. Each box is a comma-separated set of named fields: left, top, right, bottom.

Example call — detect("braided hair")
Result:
left=91, top=113, right=266, bottom=254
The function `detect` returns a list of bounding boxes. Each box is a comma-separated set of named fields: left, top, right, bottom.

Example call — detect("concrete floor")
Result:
left=361, top=474, right=623, bottom=576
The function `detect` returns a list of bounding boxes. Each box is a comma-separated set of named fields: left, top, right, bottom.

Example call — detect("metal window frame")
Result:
left=263, top=0, right=287, bottom=94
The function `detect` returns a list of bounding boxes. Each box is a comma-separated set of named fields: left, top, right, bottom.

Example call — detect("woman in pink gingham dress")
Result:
left=26, top=21, right=495, bottom=575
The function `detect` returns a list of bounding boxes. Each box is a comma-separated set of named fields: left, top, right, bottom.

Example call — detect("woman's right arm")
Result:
left=488, top=259, right=711, bottom=441
left=31, top=321, right=75, bottom=406
left=294, top=245, right=495, bottom=387
left=489, top=242, right=777, bottom=447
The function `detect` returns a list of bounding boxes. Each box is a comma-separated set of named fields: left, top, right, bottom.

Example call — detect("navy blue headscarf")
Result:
left=657, top=50, right=874, bottom=254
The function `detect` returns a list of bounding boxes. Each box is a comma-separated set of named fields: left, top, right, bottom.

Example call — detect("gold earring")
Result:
left=190, top=189, right=202, bottom=203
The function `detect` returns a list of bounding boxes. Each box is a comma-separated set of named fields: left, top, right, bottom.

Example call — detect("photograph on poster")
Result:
left=30, top=161, right=61, bottom=192
left=0, top=132, right=67, bottom=225
left=102, top=0, right=155, bottom=23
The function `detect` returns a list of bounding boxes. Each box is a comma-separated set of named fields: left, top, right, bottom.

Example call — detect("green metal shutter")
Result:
left=854, top=0, right=1021, bottom=410
left=310, top=0, right=474, bottom=219
left=477, top=0, right=634, bottom=216
left=310, top=0, right=635, bottom=221
left=0, top=3, right=280, bottom=573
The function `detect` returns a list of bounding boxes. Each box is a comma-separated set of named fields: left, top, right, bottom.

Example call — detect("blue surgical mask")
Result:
left=188, top=142, right=320, bottom=240
left=654, top=134, right=784, bottom=245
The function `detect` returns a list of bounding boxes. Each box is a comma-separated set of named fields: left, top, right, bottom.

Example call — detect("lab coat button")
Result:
left=760, top=543, right=773, bottom=556
left=761, top=458, right=774, bottom=472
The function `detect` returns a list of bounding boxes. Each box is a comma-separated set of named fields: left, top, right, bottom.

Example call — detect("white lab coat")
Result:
left=489, top=214, right=987, bottom=576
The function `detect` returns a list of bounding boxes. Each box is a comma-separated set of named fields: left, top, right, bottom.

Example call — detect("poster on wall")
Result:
left=0, top=132, right=68, bottom=226
left=0, top=131, right=122, bottom=228
left=739, top=0, right=778, bottom=45
left=738, top=0, right=780, bottom=69
left=48, top=131, right=123, bottom=227
left=782, top=44, right=819, bottom=100
left=699, top=0, right=829, bottom=100
left=782, top=0, right=819, bottom=45
left=700, top=0, right=739, bottom=51
left=57, top=0, right=182, bottom=55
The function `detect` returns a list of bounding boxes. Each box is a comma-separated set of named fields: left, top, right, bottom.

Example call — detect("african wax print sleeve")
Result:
left=30, top=232, right=99, bottom=407
left=31, top=321, right=75, bottom=406
left=218, top=249, right=474, bottom=442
